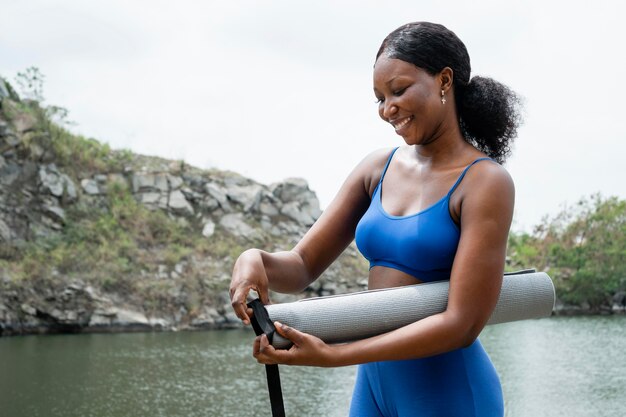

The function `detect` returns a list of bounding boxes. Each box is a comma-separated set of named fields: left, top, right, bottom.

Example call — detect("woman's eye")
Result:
left=393, top=88, right=406, bottom=97
left=375, top=97, right=385, bottom=104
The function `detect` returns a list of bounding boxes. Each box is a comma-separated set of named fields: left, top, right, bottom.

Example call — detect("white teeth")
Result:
left=393, top=117, right=412, bottom=130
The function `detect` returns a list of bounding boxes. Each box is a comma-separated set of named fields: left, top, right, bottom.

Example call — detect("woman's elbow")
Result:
left=459, top=331, right=480, bottom=348
left=446, top=313, right=487, bottom=349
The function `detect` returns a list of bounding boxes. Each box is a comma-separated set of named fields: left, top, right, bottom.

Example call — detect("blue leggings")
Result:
left=349, top=339, right=503, bottom=417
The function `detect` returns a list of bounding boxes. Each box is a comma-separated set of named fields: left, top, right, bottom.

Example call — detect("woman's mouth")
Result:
left=392, top=116, right=413, bottom=131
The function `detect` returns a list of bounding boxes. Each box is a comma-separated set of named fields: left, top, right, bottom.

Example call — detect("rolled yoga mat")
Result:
left=265, top=271, right=555, bottom=349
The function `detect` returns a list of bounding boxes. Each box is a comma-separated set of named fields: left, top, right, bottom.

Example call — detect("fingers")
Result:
left=257, top=280, right=271, bottom=305
left=253, top=334, right=282, bottom=365
left=274, top=321, right=304, bottom=345
left=231, top=283, right=273, bottom=325
left=230, top=287, right=251, bottom=324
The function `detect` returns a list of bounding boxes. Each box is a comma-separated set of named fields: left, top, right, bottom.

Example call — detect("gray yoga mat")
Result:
left=266, top=271, right=555, bottom=349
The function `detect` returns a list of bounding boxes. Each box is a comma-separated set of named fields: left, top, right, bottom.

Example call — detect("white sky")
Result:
left=2, top=0, right=624, bottom=232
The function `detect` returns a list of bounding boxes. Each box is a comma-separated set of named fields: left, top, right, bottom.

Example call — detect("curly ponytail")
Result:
left=456, top=76, right=522, bottom=163
left=376, top=22, right=523, bottom=163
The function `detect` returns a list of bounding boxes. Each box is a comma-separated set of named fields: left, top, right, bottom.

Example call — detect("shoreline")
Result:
left=2, top=308, right=623, bottom=338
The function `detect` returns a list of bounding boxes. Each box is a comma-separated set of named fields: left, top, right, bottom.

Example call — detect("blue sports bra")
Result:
left=355, top=147, right=494, bottom=282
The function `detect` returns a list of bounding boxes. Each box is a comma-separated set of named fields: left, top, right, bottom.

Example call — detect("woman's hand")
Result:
left=253, top=321, right=338, bottom=367
left=229, top=249, right=271, bottom=325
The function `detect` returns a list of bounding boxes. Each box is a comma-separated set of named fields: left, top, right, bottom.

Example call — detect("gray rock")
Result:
left=200, top=196, right=220, bottom=211
left=259, top=200, right=279, bottom=217
left=206, top=307, right=221, bottom=319
left=205, top=183, right=228, bottom=206
left=181, top=187, right=202, bottom=203
left=66, top=310, right=78, bottom=322
left=223, top=175, right=248, bottom=187
left=279, top=221, right=304, bottom=235
left=38, top=165, right=76, bottom=201
left=49, top=308, right=65, bottom=321
left=139, top=192, right=162, bottom=206
left=89, top=310, right=113, bottom=326
left=271, top=178, right=322, bottom=226
left=148, top=317, right=171, bottom=329
left=14, top=112, right=37, bottom=134
left=219, top=213, right=261, bottom=239
left=0, top=161, right=21, bottom=186
left=157, top=264, right=169, bottom=279
left=4, top=133, right=19, bottom=147
left=191, top=306, right=218, bottom=328
left=223, top=312, right=241, bottom=324
left=155, top=173, right=169, bottom=192
left=39, top=165, right=64, bottom=196
left=61, top=174, right=77, bottom=201
left=227, top=184, right=264, bottom=212
left=174, top=263, right=185, bottom=275
left=168, top=190, right=194, bottom=214
left=167, top=175, right=184, bottom=190
left=43, top=205, right=66, bottom=224
left=131, top=173, right=156, bottom=192
left=217, top=291, right=231, bottom=307
left=202, top=219, right=216, bottom=237
left=112, top=308, right=149, bottom=326
left=0, top=218, right=12, bottom=241
left=191, top=316, right=215, bottom=328
left=0, top=121, right=8, bottom=137
left=81, top=179, right=100, bottom=195
left=280, top=201, right=315, bottom=226
left=21, top=304, right=37, bottom=316
left=271, top=177, right=311, bottom=201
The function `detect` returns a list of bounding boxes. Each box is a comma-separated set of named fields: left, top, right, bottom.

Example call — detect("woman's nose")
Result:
left=381, top=101, right=398, bottom=120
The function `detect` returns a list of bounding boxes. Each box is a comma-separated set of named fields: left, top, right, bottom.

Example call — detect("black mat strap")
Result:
left=504, top=269, right=536, bottom=275
left=248, top=299, right=286, bottom=417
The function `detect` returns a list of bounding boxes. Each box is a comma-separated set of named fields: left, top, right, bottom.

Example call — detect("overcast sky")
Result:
left=2, top=0, right=624, bottom=232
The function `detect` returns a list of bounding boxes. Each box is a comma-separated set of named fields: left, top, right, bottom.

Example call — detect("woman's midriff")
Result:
left=368, top=266, right=424, bottom=290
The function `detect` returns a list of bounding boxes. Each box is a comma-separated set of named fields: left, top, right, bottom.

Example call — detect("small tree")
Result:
left=15, top=66, right=45, bottom=102
left=508, top=195, right=626, bottom=308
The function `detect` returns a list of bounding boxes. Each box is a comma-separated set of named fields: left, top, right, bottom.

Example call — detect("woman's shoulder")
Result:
left=466, top=156, right=514, bottom=190
left=346, top=146, right=395, bottom=184
left=454, top=155, right=515, bottom=218
left=361, top=146, right=398, bottom=165
left=450, top=152, right=514, bottom=211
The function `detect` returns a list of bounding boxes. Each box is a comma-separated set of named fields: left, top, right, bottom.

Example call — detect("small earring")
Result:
left=441, top=89, right=446, bottom=104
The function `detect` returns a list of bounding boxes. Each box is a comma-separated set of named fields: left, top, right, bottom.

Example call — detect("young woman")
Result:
left=230, top=21, right=522, bottom=417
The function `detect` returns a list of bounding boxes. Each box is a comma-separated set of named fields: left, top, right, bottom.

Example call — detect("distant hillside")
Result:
left=0, top=76, right=369, bottom=336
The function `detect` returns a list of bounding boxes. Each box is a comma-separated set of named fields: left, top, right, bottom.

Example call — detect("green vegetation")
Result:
left=2, top=68, right=133, bottom=176
left=10, top=179, right=192, bottom=284
left=508, top=195, right=625, bottom=308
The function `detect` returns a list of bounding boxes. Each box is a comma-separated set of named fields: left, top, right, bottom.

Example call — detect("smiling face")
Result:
left=373, top=55, right=450, bottom=146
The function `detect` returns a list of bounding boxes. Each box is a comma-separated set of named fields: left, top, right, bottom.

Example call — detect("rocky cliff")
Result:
left=0, top=77, right=369, bottom=336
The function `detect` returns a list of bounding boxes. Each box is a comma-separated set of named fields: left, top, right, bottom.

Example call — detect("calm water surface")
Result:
left=0, top=316, right=624, bottom=417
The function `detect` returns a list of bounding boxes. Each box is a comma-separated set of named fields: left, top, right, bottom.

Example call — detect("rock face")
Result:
left=0, top=77, right=370, bottom=336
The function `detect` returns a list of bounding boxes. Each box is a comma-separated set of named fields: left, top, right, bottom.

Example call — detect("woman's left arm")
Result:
left=254, top=163, right=515, bottom=367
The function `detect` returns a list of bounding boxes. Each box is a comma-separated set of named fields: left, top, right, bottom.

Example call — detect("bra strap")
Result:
left=447, top=157, right=494, bottom=196
left=378, top=147, right=400, bottom=184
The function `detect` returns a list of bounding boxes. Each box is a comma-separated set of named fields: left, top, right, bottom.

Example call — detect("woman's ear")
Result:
left=439, top=67, right=454, bottom=93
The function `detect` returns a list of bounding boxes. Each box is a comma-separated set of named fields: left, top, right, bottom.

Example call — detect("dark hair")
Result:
left=376, top=22, right=522, bottom=163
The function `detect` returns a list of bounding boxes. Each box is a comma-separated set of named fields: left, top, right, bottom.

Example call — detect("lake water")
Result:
left=0, top=316, right=624, bottom=417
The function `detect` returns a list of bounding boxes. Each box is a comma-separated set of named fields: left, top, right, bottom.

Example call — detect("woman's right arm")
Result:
left=229, top=148, right=393, bottom=324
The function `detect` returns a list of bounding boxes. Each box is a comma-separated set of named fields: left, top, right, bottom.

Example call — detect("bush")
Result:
left=508, top=195, right=626, bottom=307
